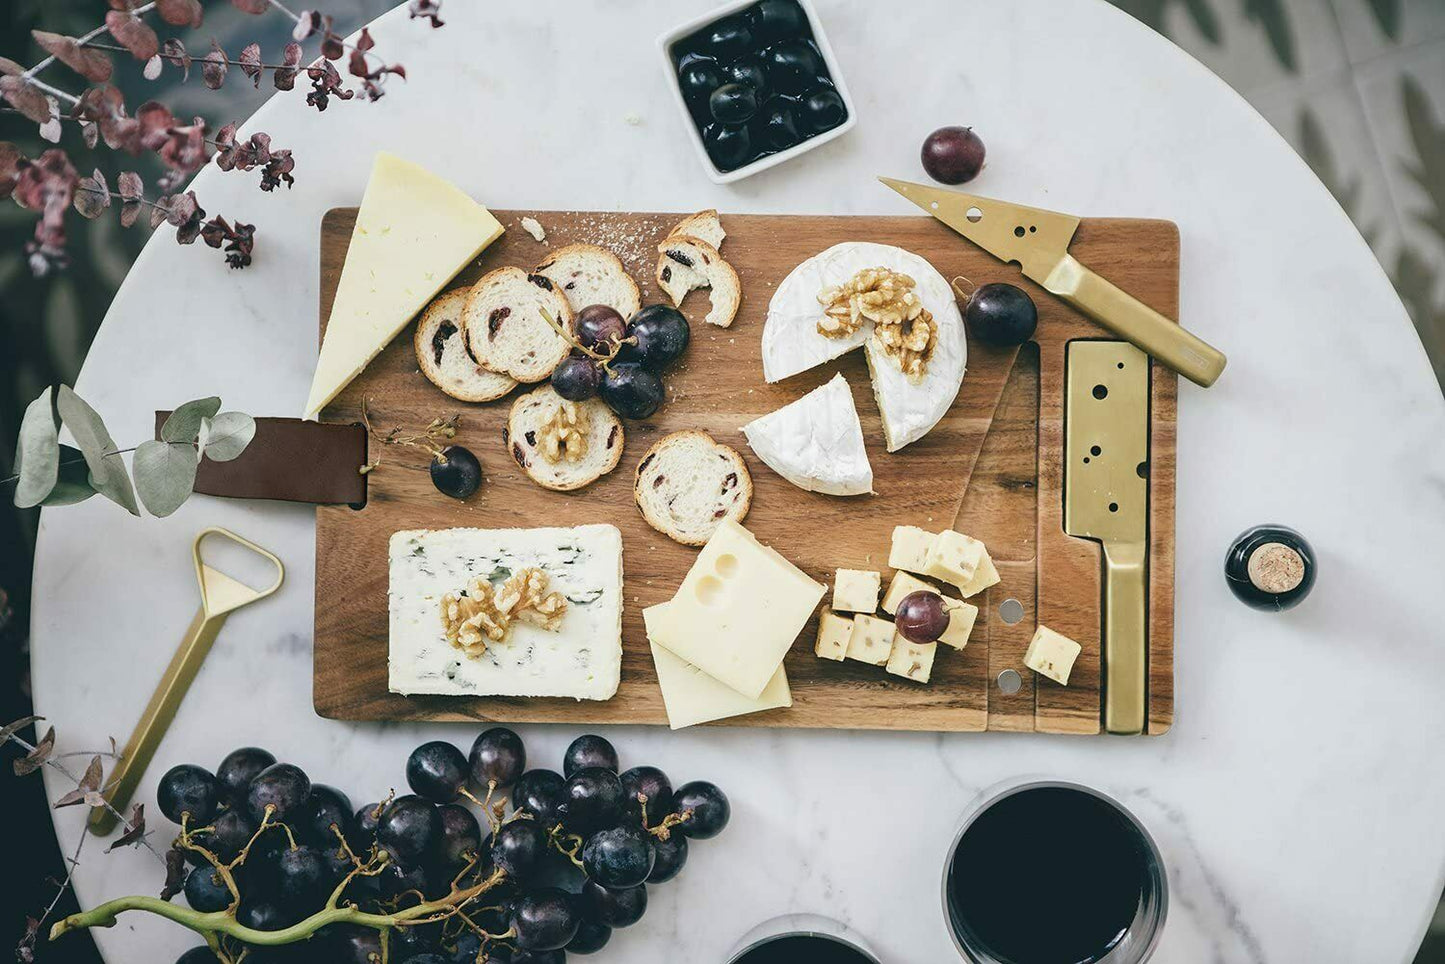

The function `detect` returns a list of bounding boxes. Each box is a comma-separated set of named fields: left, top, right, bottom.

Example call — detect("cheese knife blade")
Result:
left=877, top=177, right=1226, bottom=388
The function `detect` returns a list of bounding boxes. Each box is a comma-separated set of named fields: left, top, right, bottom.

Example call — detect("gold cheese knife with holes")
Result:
left=878, top=177, right=1226, bottom=388
left=1065, top=341, right=1150, bottom=734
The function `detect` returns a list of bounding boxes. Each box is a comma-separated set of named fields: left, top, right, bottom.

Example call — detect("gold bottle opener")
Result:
left=1063, top=342, right=1150, bottom=734
left=90, top=528, right=283, bottom=833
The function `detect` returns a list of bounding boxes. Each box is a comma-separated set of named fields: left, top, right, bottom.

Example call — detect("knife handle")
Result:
left=1101, top=542, right=1147, bottom=735
left=1046, top=255, right=1226, bottom=387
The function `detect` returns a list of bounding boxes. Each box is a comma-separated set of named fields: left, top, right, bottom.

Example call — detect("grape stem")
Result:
left=538, top=306, right=631, bottom=372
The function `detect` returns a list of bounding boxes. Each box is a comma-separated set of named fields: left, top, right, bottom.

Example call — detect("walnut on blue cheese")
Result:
left=814, top=608, right=853, bottom=661
left=888, top=525, right=937, bottom=573
left=881, top=570, right=937, bottom=615
left=388, top=525, right=622, bottom=700
left=846, top=613, right=894, bottom=665
left=832, top=568, right=881, bottom=613
left=1024, top=625, right=1082, bottom=686
left=922, top=530, right=986, bottom=588
left=886, top=632, right=937, bottom=683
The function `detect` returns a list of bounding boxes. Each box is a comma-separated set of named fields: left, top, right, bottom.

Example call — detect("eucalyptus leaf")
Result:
left=55, top=385, right=138, bottom=515
left=42, top=445, right=97, bottom=507
left=14, top=387, right=60, bottom=509
left=199, top=412, right=255, bottom=462
left=132, top=440, right=198, bottom=518
left=160, top=396, right=221, bottom=444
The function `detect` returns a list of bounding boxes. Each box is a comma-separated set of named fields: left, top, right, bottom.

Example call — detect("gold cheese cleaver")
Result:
left=1064, top=342, right=1150, bottom=735
left=878, top=177, right=1226, bottom=388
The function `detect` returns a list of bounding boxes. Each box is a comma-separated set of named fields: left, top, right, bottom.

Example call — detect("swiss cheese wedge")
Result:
left=304, top=153, right=503, bottom=418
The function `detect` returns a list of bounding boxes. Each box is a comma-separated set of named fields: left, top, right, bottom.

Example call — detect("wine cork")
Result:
left=1247, top=542, right=1305, bottom=594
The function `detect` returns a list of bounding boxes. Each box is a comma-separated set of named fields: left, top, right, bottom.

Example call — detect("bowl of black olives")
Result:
left=659, top=0, right=856, bottom=182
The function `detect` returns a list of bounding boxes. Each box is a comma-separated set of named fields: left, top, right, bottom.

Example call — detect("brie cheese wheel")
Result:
left=741, top=373, right=873, bottom=496
left=387, top=525, right=622, bottom=700
left=761, top=242, right=967, bottom=451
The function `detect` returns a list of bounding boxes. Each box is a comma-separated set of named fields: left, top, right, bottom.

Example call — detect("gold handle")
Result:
left=90, top=607, right=227, bottom=833
left=1044, top=255, right=1226, bottom=388
left=1102, top=541, right=1147, bottom=735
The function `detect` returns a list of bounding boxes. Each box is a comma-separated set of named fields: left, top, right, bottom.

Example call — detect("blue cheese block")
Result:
left=388, top=525, right=622, bottom=700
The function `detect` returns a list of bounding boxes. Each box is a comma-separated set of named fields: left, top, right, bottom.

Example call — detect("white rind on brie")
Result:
left=761, top=241, right=967, bottom=451
left=741, top=373, right=873, bottom=496
left=388, top=525, right=622, bottom=700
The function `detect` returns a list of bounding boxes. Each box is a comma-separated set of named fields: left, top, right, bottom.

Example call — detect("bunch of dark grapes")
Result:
left=157, top=729, right=728, bottom=963
left=551, top=304, right=690, bottom=421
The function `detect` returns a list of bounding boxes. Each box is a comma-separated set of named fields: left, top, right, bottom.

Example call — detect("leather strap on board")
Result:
left=154, top=413, right=367, bottom=506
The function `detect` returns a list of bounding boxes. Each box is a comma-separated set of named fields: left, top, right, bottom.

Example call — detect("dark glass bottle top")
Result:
left=1225, top=524, right=1316, bottom=611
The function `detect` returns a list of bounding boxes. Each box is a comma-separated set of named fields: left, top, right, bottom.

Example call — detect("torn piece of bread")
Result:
left=655, top=237, right=741, bottom=328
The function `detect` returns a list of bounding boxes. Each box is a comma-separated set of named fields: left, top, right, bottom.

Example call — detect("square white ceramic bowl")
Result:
left=657, top=0, right=857, bottom=184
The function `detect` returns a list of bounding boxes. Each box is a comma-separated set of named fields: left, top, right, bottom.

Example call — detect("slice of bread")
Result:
left=414, top=288, right=518, bottom=402
left=654, top=237, right=741, bottom=328
left=667, top=209, right=726, bottom=250
left=463, top=267, right=573, bottom=383
left=533, top=243, right=641, bottom=319
left=634, top=431, right=752, bottom=546
left=504, top=384, right=625, bottom=491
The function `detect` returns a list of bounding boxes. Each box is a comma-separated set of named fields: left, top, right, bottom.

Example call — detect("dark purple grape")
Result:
left=799, top=88, right=846, bottom=133
left=760, top=101, right=800, bottom=149
left=510, top=888, right=580, bottom=951
left=752, top=0, right=807, bottom=42
left=407, top=741, right=470, bottom=803
left=599, top=363, right=665, bottom=420
left=511, top=950, right=565, bottom=964
left=563, top=735, right=619, bottom=778
left=511, top=769, right=567, bottom=825
left=277, top=845, right=328, bottom=910
left=376, top=795, right=442, bottom=869
left=622, top=305, right=690, bottom=372
left=237, top=900, right=289, bottom=931
left=578, top=880, right=647, bottom=928
left=379, top=858, right=435, bottom=899
left=703, top=123, right=753, bottom=172
left=177, top=948, right=218, bottom=964
left=447, top=933, right=484, bottom=964
left=388, top=924, right=443, bottom=960
left=299, top=784, right=353, bottom=846
left=921, top=125, right=986, bottom=185
left=491, top=819, right=547, bottom=879
left=710, top=82, right=759, bottom=125
left=157, top=765, right=220, bottom=826
left=582, top=824, right=655, bottom=889
left=205, top=807, right=258, bottom=863
left=726, top=58, right=769, bottom=99
left=895, top=590, right=949, bottom=643
left=328, top=926, right=384, bottom=964
left=351, top=802, right=383, bottom=850
left=672, top=781, right=730, bottom=839
left=430, top=445, right=482, bottom=500
left=647, top=833, right=688, bottom=883
left=560, top=767, right=625, bottom=834
left=705, top=17, right=753, bottom=59
left=679, top=60, right=724, bottom=102
left=399, top=954, right=448, bottom=964
left=469, top=727, right=526, bottom=789
left=619, top=766, right=673, bottom=826
left=245, top=763, right=311, bottom=824
left=216, top=747, right=275, bottom=801
left=574, top=304, right=627, bottom=353
left=965, top=282, right=1038, bottom=346
left=765, top=41, right=823, bottom=94
left=551, top=355, right=602, bottom=402
left=436, top=803, right=482, bottom=866
left=566, top=919, right=612, bottom=954
left=183, top=865, right=234, bottom=913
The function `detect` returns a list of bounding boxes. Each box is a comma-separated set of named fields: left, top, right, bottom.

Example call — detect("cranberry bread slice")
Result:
left=463, top=267, right=573, bottom=383
left=505, top=385, right=624, bottom=491
left=532, top=243, right=641, bottom=319
left=667, top=209, right=726, bottom=250
left=654, top=237, right=741, bottom=328
left=634, top=431, right=752, bottom=546
left=414, top=288, right=518, bottom=402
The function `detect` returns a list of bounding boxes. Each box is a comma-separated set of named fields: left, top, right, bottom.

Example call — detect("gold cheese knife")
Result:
left=878, top=177, right=1226, bottom=388
left=1064, top=342, right=1150, bottom=734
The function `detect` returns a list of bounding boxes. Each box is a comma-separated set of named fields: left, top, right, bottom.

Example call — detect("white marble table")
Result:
left=30, top=1, right=1445, bottom=961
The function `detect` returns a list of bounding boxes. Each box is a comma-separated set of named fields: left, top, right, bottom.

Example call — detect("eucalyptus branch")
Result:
left=22, top=3, right=158, bottom=82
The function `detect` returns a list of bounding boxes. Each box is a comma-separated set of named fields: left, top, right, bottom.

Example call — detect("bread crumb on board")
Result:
left=520, top=217, right=547, bottom=243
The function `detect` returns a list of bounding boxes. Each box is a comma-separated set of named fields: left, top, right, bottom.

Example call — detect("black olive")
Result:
left=709, top=83, right=759, bottom=125
left=765, top=41, right=824, bottom=94
left=726, top=58, right=770, bottom=100
left=705, top=17, right=754, bottom=60
left=678, top=60, right=724, bottom=102
left=751, top=0, right=807, bottom=43
left=799, top=87, right=846, bottom=133
left=759, top=100, right=801, bottom=150
left=703, top=124, right=754, bottom=172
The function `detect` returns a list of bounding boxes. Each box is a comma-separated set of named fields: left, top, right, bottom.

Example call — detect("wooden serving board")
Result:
left=313, top=208, right=1177, bottom=734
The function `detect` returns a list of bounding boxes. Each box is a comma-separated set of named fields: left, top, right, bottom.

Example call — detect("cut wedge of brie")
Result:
left=761, top=242, right=966, bottom=451
left=304, top=153, right=504, bottom=418
left=741, top=373, right=873, bottom=496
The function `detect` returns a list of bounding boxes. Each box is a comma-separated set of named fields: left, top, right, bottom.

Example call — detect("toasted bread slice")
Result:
left=533, top=243, right=641, bottom=319
left=414, top=288, right=518, bottom=402
left=634, top=430, right=752, bottom=545
left=667, top=209, right=726, bottom=250
left=463, top=267, right=573, bottom=383
left=505, top=384, right=624, bottom=491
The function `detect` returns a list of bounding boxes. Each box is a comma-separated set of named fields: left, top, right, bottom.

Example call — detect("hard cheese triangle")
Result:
left=305, top=153, right=503, bottom=418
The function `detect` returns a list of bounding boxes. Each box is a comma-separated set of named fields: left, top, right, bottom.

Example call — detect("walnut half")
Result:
left=538, top=400, right=591, bottom=464
left=440, top=567, right=567, bottom=658
left=817, top=266, right=937, bottom=376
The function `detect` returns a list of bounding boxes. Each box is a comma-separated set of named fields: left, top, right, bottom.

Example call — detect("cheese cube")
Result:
left=647, top=520, right=825, bottom=699
left=1024, top=625, right=1082, bottom=685
left=886, top=633, right=937, bottom=683
left=923, top=530, right=986, bottom=588
left=956, top=550, right=1000, bottom=598
left=846, top=613, right=895, bottom=665
left=644, top=604, right=792, bottom=729
left=881, top=570, right=938, bottom=615
left=939, top=597, right=979, bottom=650
left=889, top=526, right=937, bottom=573
left=832, top=569, right=881, bottom=613
left=814, top=609, right=853, bottom=661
